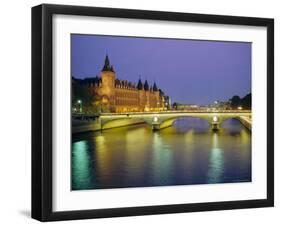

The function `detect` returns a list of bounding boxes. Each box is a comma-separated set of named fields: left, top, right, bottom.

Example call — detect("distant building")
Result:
left=72, top=55, right=168, bottom=113
left=163, top=96, right=172, bottom=110
left=172, top=103, right=199, bottom=110
left=208, top=100, right=230, bottom=110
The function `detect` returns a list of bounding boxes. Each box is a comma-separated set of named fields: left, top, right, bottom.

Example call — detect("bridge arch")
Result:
left=153, top=115, right=242, bottom=131
left=219, top=117, right=249, bottom=129
left=99, top=111, right=251, bottom=131
left=156, top=116, right=211, bottom=130
left=101, top=117, right=147, bottom=130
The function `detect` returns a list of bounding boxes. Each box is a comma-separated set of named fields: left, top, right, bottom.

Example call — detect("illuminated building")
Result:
left=72, top=55, right=167, bottom=113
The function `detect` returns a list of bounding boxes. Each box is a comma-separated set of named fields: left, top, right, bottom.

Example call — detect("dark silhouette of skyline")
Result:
left=71, top=34, right=251, bottom=105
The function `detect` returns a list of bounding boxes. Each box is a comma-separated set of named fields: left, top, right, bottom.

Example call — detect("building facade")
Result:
left=72, top=55, right=167, bottom=113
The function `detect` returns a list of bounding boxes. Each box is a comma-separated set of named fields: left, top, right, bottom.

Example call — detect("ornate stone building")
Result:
left=72, top=55, right=167, bottom=113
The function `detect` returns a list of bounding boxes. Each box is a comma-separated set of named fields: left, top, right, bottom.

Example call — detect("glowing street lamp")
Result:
left=153, top=116, right=159, bottom=122
left=213, top=116, right=218, bottom=122
left=77, top=99, right=82, bottom=113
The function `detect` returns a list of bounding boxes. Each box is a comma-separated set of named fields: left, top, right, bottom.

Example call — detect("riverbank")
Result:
left=238, top=116, right=252, bottom=131
left=72, top=119, right=146, bottom=134
left=72, top=119, right=101, bottom=134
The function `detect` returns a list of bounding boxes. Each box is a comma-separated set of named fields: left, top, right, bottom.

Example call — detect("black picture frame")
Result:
left=32, top=4, right=274, bottom=222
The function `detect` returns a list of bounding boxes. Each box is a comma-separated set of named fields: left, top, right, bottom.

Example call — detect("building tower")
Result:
left=100, top=54, right=116, bottom=112
left=137, top=78, right=143, bottom=90
left=153, top=82, right=158, bottom=91
left=144, top=80, right=149, bottom=91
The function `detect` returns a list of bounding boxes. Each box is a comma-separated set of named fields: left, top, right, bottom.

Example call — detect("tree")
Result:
left=172, top=102, right=179, bottom=110
left=241, top=93, right=251, bottom=110
left=230, top=95, right=241, bottom=109
left=229, top=93, right=251, bottom=110
left=72, top=82, right=96, bottom=113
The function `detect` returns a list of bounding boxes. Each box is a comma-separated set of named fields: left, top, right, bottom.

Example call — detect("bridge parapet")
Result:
left=99, top=111, right=252, bottom=131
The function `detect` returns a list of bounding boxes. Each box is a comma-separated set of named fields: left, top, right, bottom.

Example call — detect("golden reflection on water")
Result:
left=72, top=118, right=252, bottom=190
left=207, top=133, right=224, bottom=183
left=151, top=132, right=173, bottom=185
left=71, top=141, right=91, bottom=189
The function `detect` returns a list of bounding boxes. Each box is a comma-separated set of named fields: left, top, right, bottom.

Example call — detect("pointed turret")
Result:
left=137, top=79, right=143, bottom=90
left=153, top=82, right=158, bottom=91
left=144, top=80, right=149, bottom=91
left=102, top=54, right=114, bottom=72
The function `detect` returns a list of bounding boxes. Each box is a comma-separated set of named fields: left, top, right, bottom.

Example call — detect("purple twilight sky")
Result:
left=71, top=34, right=251, bottom=105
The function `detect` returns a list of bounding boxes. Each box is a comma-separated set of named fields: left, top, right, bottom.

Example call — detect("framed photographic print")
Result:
left=32, top=4, right=274, bottom=221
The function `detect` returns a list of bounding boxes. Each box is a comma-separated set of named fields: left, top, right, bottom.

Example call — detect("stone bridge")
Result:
left=98, top=110, right=252, bottom=131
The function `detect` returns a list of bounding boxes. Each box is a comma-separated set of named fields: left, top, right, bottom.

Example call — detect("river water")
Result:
left=72, top=117, right=251, bottom=190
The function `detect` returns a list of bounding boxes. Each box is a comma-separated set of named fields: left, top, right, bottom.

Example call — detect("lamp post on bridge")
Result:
left=212, top=116, right=219, bottom=131
left=152, top=115, right=160, bottom=130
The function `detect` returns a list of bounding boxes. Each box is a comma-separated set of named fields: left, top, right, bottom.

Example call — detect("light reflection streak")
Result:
left=207, top=133, right=224, bottom=183
left=71, top=117, right=251, bottom=190
left=152, top=132, right=173, bottom=185
left=72, top=141, right=91, bottom=189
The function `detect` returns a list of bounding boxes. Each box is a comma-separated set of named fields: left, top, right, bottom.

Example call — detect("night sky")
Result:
left=71, top=34, right=251, bottom=105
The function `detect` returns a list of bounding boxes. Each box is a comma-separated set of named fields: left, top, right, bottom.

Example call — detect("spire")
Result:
left=102, top=54, right=113, bottom=72
left=153, top=82, right=158, bottom=91
left=159, top=89, right=164, bottom=96
left=144, top=80, right=149, bottom=91
left=137, top=78, right=143, bottom=90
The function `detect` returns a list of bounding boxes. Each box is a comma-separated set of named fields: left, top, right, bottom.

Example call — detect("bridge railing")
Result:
left=72, top=113, right=99, bottom=121
left=99, top=110, right=252, bottom=116
left=73, top=110, right=252, bottom=118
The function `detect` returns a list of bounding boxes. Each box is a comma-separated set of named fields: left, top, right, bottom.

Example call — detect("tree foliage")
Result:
left=72, top=81, right=101, bottom=113
left=230, top=93, right=251, bottom=110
